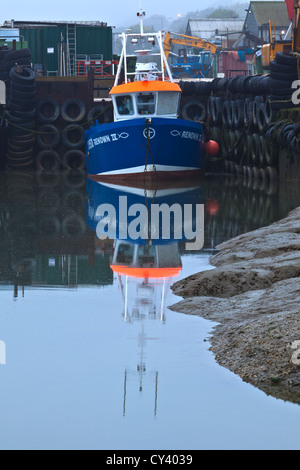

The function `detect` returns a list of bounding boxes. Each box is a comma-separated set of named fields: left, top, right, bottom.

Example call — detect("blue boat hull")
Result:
left=85, top=117, right=205, bottom=182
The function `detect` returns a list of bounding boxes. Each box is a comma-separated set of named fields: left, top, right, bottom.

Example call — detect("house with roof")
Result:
left=186, top=18, right=245, bottom=48
left=243, top=1, right=291, bottom=45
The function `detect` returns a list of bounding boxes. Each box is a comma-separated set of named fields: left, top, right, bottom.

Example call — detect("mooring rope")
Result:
left=144, top=118, right=157, bottom=174
left=4, top=103, right=112, bottom=137
left=207, top=118, right=248, bottom=165
left=143, top=187, right=157, bottom=245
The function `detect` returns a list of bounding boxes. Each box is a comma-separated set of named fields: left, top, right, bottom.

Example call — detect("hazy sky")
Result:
left=0, top=0, right=236, bottom=26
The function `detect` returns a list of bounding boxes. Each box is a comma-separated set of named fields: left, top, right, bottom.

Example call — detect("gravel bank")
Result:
left=169, top=207, right=300, bottom=404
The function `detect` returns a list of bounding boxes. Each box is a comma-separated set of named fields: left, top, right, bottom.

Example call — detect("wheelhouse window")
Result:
left=116, top=243, right=134, bottom=264
left=136, top=93, right=156, bottom=115
left=137, top=245, right=156, bottom=266
left=116, top=95, right=134, bottom=115
left=157, top=92, right=180, bottom=116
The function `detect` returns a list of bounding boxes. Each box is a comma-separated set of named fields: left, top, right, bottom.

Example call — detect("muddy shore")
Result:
left=169, top=206, right=300, bottom=404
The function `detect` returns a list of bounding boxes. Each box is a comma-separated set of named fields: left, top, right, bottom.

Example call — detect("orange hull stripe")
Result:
left=110, top=265, right=182, bottom=279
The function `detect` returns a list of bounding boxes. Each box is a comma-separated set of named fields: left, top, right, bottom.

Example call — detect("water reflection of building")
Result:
left=0, top=171, right=113, bottom=296
left=202, top=174, right=281, bottom=250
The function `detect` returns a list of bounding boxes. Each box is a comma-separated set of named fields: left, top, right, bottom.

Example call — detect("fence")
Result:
left=77, top=59, right=118, bottom=77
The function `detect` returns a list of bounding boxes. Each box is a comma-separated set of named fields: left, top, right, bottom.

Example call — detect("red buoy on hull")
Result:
left=205, top=140, right=219, bottom=156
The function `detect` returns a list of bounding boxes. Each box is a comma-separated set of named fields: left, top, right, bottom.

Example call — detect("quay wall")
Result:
left=0, top=45, right=113, bottom=172
left=176, top=51, right=300, bottom=184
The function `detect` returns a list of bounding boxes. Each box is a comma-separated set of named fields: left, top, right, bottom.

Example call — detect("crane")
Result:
left=163, top=31, right=217, bottom=60
left=163, top=31, right=217, bottom=78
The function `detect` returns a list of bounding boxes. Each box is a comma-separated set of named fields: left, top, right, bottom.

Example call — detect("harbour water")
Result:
left=1, top=169, right=300, bottom=450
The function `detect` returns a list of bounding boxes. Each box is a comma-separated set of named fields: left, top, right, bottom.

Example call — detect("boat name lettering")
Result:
left=171, top=130, right=201, bottom=141
left=87, top=133, right=130, bottom=150
left=94, top=135, right=111, bottom=145
left=181, top=131, right=201, bottom=141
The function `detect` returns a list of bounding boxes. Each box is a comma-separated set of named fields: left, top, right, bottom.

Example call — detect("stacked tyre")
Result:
left=270, top=51, right=298, bottom=110
left=35, top=97, right=61, bottom=171
left=36, top=172, right=86, bottom=244
left=181, top=100, right=207, bottom=121
left=6, top=65, right=37, bottom=170
left=4, top=48, right=32, bottom=90
left=87, top=103, right=112, bottom=126
left=35, top=97, right=87, bottom=172
left=289, top=124, right=300, bottom=153
left=60, top=98, right=86, bottom=171
left=179, top=80, right=212, bottom=97
left=265, top=121, right=300, bottom=154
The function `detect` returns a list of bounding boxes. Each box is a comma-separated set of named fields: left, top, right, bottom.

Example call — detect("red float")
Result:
left=206, top=199, right=220, bottom=216
left=205, top=140, right=219, bottom=156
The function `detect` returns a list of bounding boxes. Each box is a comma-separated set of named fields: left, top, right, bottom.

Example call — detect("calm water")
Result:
left=1, top=169, right=300, bottom=450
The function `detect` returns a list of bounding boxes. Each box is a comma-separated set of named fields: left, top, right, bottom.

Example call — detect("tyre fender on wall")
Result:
left=35, top=150, right=61, bottom=171
left=63, top=149, right=86, bottom=171
left=87, top=105, right=111, bottom=124
left=61, top=98, right=86, bottom=122
left=36, top=97, right=60, bottom=123
left=37, top=124, right=60, bottom=149
left=181, top=100, right=207, bottom=121
left=61, top=124, right=85, bottom=149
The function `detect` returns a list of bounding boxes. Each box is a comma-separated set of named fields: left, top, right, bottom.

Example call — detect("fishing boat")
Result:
left=85, top=5, right=216, bottom=184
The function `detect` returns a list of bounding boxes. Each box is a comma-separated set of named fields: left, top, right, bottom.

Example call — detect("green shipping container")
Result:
left=19, top=22, right=112, bottom=75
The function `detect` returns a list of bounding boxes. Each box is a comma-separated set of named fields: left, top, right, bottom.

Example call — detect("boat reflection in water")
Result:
left=86, top=179, right=205, bottom=319
left=86, top=178, right=204, bottom=415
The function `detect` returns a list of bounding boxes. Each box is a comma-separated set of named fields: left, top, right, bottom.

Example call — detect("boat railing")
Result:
left=114, top=30, right=174, bottom=86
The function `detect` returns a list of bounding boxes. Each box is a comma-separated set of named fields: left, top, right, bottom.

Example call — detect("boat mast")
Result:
left=138, top=0, right=145, bottom=35
left=114, top=0, right=174, bottom=85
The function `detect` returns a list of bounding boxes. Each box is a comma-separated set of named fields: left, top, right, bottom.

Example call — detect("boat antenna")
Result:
left=137, top=0, right=146, bottom=35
